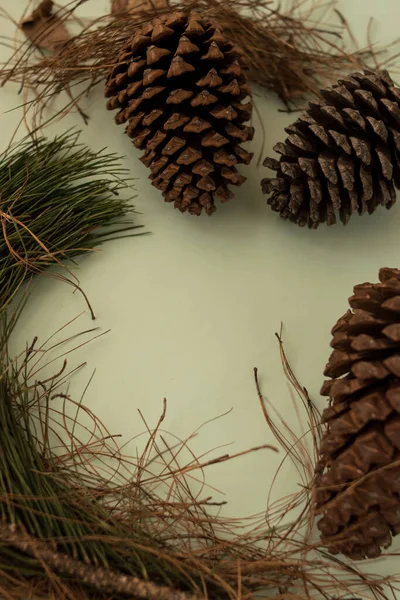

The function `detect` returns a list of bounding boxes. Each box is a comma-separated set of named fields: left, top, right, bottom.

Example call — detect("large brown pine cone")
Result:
left=316, top=267, right=400, bottom=559
left=262, top=70, right=400, bottom=228
left=105, top=11, right=254, bottom=215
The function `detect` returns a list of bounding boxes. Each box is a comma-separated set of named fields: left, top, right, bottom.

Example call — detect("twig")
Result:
left=0, top=523, right=202, bottom=600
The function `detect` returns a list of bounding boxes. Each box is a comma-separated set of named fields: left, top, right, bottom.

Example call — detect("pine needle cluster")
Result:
left=0, top=130, right=138, bottom=314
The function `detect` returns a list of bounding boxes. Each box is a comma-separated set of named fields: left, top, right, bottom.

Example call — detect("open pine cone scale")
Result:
left=262, top=70, right=400, bottom=228
left=316, top=268, right=400, bottom=560
left=105, top=11, right=254, bottom=215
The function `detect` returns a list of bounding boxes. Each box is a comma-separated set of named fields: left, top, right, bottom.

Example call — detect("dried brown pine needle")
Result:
left=0, top=0, right=391, bottom=134
left=0, top=308, right=398, bottom=600
left=114, top=0, right=168, bottom=17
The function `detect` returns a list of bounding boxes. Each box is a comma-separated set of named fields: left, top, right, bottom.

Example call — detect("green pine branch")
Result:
left=0, top=130, right=141, bottom=313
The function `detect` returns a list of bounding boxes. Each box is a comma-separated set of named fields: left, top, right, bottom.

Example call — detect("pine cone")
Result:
left=316, top=267, right=400, bottom=559
left=262, top=70, right=400, bottom=228
left=105, top=11, right=254, bottom=215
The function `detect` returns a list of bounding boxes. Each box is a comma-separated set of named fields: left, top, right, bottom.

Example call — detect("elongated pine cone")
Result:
left=262, top=70, right=400, bottom=228
left=105, top=11, right=254, bottom=215
left=316, top=268, right=400, bottom=559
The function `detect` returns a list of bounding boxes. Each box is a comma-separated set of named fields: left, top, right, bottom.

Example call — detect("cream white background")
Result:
left=1, top=0, right=400, bottom=596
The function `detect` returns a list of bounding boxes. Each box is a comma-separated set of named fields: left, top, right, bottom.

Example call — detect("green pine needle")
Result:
left=0, top=313, right=223, bottom=599
left=0, top=130, right=141, bottom=313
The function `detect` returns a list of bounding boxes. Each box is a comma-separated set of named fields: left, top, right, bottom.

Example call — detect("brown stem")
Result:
left=0, top=523, right=202, bottom=600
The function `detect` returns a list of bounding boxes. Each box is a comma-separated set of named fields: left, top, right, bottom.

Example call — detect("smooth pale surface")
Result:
left=1, top=0, right=400, bottom=594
